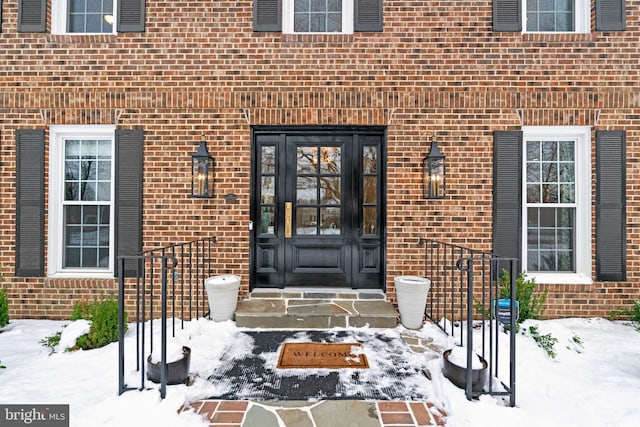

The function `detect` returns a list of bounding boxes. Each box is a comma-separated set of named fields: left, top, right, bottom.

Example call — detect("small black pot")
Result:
left=147, top=346, right=191, bottom=385
left=442, top=348, right=488, bottom=393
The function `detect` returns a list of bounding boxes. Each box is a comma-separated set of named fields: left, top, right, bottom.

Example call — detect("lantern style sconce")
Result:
left=191, top=136, right=214, bottom=198
left=422, top=136, right=446, bottom=199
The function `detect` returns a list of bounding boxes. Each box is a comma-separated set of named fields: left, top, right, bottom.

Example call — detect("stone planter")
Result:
left=442, top=347, right=488, bottom=393
left=394, top=276, right=431, bottom=329
left=205, top=274, right=241, bottom=321
left=147, top=346, right=191, bottom=385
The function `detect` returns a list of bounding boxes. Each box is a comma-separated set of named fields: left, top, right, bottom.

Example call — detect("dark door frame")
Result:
left=249, top=125, right=387, bottom=290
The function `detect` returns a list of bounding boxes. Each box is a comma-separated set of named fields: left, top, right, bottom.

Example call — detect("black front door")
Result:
left=251, top=128, right=385, bottom=289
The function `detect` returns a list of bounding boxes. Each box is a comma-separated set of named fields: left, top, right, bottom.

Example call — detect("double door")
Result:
left=251, top=129, right=385, bottom=289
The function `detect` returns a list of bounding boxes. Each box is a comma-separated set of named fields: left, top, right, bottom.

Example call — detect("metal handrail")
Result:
left=117, top=236, right=217, bottom=398
left=420, top=238, right=517, bottom=406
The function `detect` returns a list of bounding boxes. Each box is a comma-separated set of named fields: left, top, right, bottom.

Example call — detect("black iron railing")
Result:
left=117, top=236, right=216, bottom=398
left=420, top=239, right=517, bottom=406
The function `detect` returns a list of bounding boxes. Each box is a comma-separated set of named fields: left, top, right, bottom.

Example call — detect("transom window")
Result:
left=283, top=0, right=353, bottom=34
left=522, top=127, right=591, bottom=284
left=524, top=0, right=589, bottom=33
left=49, top=126, right=115, bottom=277
left=52, top=0, right=116, bottom=34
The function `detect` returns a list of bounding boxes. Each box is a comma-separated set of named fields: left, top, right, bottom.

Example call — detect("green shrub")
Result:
left=609, top=301, right=640, bottom=332
left=498, top=270, right=548, bottom=322
left=527, top=325, right=558, bottom=358
left=0, top=288, right=9, bottom=328
left=39, top=330, right=62, bottom=355
left=71, top=297, right=126, bottom=350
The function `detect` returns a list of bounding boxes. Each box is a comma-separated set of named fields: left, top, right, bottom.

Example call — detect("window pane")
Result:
left=260, top=206, right=275, bottom=234
left=294, top=0, right=342, bottom=33
left=527, top=207, right=575, bottom=272
left=70, top=0, right=86, bottom=13
left=261, top=176, right=275, bottom=203
left=261, top=146, right=275, bottom=174
left=364, top=207, right=377, bottom=235
left=363, top=146, right=377, bottom=173
left=297, top=177, right=317, bottom=204
left=320, top=147, right=341, bottom=173
left=320, top=177, right=341, bottom=204
left=297, top=147, right=316, bottom=173
left=63, top=205, right=110, bottom=269
left=363, top=176, right=376, bottom=204
left=297, top=207, right=317, bottom=235
left=320, top=207, right=341, bottom=235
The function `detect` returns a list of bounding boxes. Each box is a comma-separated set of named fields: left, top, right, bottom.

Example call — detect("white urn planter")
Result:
left=394, top=276, right=431, bottom=329
left=204, top=274, right=241, bottom=321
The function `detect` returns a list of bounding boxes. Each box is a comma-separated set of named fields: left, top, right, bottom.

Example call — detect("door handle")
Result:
left=285, top=202, right=293, bottom=238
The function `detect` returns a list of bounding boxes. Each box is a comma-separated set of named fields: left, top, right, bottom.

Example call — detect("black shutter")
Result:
left=18, top=0, right=46, bottom=33
left=493, top=0, right=521, bottom=32
left=115, top=129, right=144, bottom=277
left=355, top=0, right=383, bottom=32
left=253, top=0, right=281, bottom=32
left=596, top=0, right=626, bottom=31
left=16, top=130, right=45, bottom=277
left=1, top=1, right=4, bottom=33
left=118, top=0, right=145, bottom=32
left=596, top=131, right=626, bottom=281
left=493, top=131, right=523, bottom=270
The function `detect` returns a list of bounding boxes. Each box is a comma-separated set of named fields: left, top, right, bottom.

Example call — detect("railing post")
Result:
left=159, top=256, right=169, bottom=399
left=118, top=258, right=126, bottom=395
left=509, top=260, right=517, bottom=407
left=465, top=258, right=475, bottom=401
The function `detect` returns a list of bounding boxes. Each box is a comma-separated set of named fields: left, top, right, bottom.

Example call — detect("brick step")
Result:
left=235, top=289, right=398, bottom=329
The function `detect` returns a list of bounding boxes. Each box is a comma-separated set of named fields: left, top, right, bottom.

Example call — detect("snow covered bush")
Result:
left=498, top=270, right=548, bottom=322
left=70, top=297, right=126, bottom=350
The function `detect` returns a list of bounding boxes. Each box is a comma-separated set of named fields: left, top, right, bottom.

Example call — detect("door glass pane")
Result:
left=320, top=147, right=341, bottom=173
left=320, top=177, right=340, bottom=204
left=261, top=176, right=275, bottom=203
left=260, top=206, right=275, bottom=234
left=364, top=207, right=377, bottom=235
left=363, top=146, right=377, bottom=173
left=261, top=146, right=275, bottom=174
left=297, top=177, right=317, bottom=204
left=297, top=207, right=317, bottom=235
left=320, top=207, right=341, bottom=235
left=297, top=146, right=316, bottom=173
left=363, top=176, right=376, bottom=204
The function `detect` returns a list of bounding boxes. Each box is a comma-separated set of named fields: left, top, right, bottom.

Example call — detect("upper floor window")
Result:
left=254, top=0, right=382, bottom=33
left=52, top=0, right=116, bottom=34
left=525, top=0, right=589, bottom=33
left=284, top=0, right=353, bottom=33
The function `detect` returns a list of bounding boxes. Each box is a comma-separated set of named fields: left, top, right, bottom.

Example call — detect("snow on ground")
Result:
left=0, top=317, right=639, bottom=427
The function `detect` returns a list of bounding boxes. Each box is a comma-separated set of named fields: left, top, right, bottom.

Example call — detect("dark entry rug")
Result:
left=205, top=329, right=432, bottom=401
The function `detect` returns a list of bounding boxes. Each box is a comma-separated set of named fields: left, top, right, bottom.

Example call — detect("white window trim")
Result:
left=522, top=126, right=592, bottom=285
left=48, top=125, right=116, bottom=278
left=522, top=0, right=590, bottom=34
left=282, top=0, right=354, bottom=34
left=51, top=0, right=118, bottom=35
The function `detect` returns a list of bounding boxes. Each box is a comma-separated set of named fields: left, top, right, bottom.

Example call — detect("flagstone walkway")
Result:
left=179, top=329, right=448, bottom=425
left=182, top=399, right=447, bottom=427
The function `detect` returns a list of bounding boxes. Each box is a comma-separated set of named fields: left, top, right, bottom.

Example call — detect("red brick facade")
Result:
left=1, top=1, right=639, bottom=319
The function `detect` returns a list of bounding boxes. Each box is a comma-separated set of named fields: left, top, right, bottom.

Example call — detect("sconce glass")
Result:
left=191, top=137, right=214, bottom=198
left=422, top=137, right=446, bottom=199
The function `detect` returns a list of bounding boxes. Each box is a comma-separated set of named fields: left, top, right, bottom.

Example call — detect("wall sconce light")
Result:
left=191, top=136, right=214, bottom=198
left=422, top=136, right=446, bottom=199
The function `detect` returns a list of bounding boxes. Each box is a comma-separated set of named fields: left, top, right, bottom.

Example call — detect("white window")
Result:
left=524, top=0, right=590, bottom=33
left=522, top=126, right=591, bottom=284
left=49, top=125, right=116, bottom=278
left=52, top=0, right=116, bottom=34
left=283, top=0, right=354, bottom=34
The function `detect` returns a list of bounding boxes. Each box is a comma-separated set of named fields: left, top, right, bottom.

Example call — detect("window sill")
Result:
left=521, top=32, right=598, bottom=43
left=280, top=33, right=355, bottom=45
left=48, top=270, right=114, bottom=279
left=527, top=272, right=593, bottom=285
left=47, top=34, right=119, bottom=46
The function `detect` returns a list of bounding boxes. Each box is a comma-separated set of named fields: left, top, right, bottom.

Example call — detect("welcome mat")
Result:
left=277, top=342, right=369, bottom=369
left=205, top=330, right=432, bottom=401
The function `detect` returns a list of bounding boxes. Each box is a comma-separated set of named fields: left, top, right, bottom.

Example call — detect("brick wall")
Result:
left=1, top=1, right=639, bottom=319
